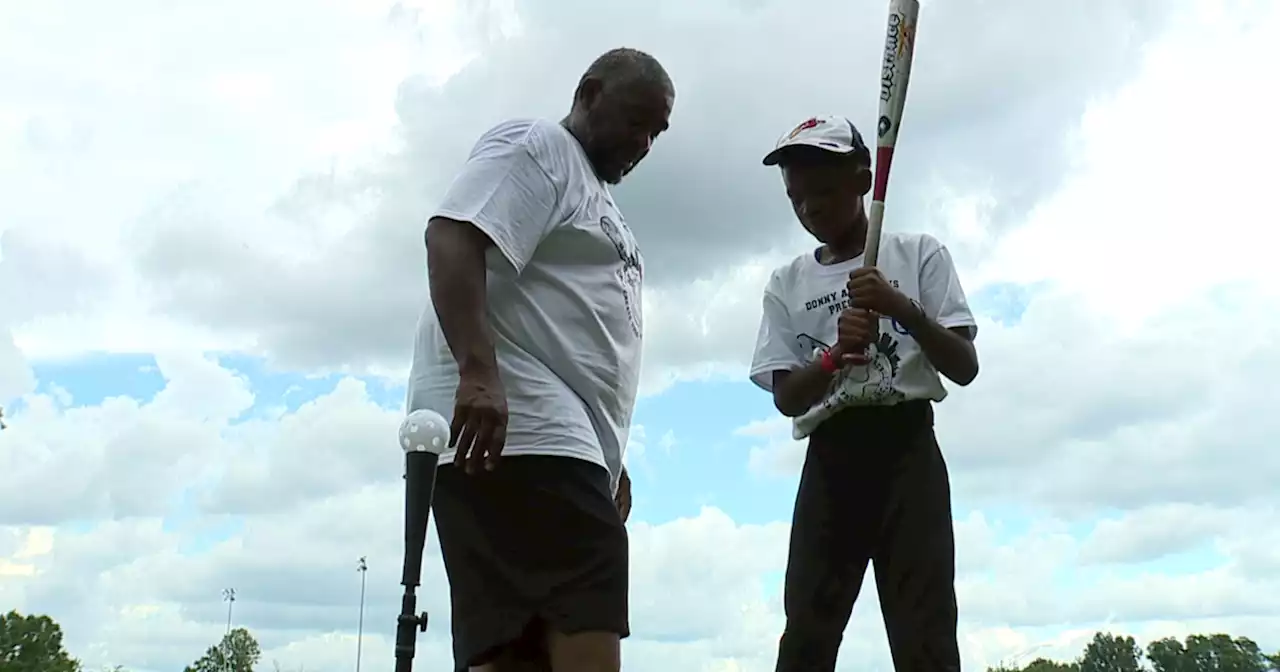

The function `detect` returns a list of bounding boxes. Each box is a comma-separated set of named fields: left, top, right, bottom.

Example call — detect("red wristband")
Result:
left=819, top=349, right=838, bottom=373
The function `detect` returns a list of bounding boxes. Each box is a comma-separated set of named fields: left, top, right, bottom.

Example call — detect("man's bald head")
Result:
left=564, top=48, right=675, bottom=185
left=577, top=47, right=674, bottom=98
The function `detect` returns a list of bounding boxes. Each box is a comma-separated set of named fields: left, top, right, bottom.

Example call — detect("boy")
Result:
left=749, top=115, right=980, bottom=672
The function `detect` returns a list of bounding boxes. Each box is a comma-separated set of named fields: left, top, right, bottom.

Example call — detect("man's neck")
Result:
left=561, top=115, right=606, bottom=182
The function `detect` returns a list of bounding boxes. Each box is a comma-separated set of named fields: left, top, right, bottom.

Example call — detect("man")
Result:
left=406, top=48, right=674, bottom=672
left=748, top=115, right=980, bottom=672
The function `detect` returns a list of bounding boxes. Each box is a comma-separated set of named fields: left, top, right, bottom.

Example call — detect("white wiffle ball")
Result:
left=399, top=409, right=450, bottom=455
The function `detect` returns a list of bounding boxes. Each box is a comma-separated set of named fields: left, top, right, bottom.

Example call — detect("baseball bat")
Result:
left=395, top=409, right=450, bottom=672
left=864, top=0, right=920, bottom=267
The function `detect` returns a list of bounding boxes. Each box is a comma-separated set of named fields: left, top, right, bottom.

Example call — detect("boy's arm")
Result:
left=906, top=239, right=979, bottom=385
left=771, top=364, right=838, bottom=417
left=749, top=281, right=837, bottom=417
left=898, top=303, right=978, bottom=385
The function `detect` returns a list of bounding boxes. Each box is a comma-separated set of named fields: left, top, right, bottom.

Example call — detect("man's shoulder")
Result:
left=475, top=118, right=575, bottom=157
left=471, top=119, right=585, bottom=190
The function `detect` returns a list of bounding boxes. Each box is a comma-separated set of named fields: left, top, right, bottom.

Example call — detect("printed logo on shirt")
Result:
left=800, top=281, right=910, bottom=334
left=600, top=215, right=644, bottom=337
left=802, top=281, right=900, bottom=316
left=790, top=331, right=906, bottom=438
left=828, top=332, right=904, bottom=405
left=797, top=332, right=903, bottom=401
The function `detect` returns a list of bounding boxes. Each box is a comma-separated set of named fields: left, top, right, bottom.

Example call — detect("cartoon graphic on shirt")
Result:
left=599, top=215, right=644, bottom=337
left=791, top=331, right=905, bottom=439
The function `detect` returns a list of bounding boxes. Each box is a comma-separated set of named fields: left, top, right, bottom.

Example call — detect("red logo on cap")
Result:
left=785, top=117, right=822, bottom=141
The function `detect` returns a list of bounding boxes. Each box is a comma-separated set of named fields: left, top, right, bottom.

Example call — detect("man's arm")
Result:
left=615, top=466, right=632, bottom=523
left=426, top=122, right=560, bottom=370
left=425, top=218, right=497, bottom=376
left=423, top=121, right=561, bottom=471
left=908, top=239, right=979, bottom=386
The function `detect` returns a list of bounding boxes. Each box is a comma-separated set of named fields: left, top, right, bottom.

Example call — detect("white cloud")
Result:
left=3, top=0, right=1280, bottom=670
left=1, top=346, right=1278, bottom=671
left=5, top=0, right=1178, bottom=376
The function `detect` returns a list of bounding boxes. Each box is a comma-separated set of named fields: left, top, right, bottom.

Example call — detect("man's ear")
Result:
left=574, top=76, right=604, bottom=109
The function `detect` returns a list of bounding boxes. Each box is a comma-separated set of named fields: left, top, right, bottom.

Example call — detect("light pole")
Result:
left=356, top=557, right=368, bottom=672
left=221, top=588, right=236, bottom=672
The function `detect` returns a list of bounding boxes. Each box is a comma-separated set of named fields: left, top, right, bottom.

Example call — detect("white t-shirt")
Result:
left=406, top=118, right=644, bottom=494
left=749, top=232, right=976, bottom=439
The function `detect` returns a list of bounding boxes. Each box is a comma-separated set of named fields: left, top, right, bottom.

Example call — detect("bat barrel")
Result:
left=865, top=0, right=920, bottom=268
left=395, top=450, right=440, bottom=672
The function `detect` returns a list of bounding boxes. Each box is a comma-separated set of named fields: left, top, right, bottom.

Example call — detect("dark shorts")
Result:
left=432, top=454, right=629, bottom=671
left=775, top=400, right=960, bottom=672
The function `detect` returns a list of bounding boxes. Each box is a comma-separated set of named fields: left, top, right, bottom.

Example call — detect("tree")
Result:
left=1079, top=632, right=1143, bottom=672
left=1024, top=658, right=1080, bottom=672
left=1148, top=633, right=1273, bottom=672
left=184, top=628, right=261, bottom=672
left=991, top=657, right=1082, bottom=672
left=0, top=610, right=81, bottom=672
left=988, top=631, right=1280, bottom=672
left=1147, top=637, right=1191, bottom=672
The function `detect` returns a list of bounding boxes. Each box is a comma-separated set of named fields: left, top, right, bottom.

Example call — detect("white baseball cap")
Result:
left=761, top=114, right=870, bottom=166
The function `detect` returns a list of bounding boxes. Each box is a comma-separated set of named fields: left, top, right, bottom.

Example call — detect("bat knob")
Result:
left=399, top=409, right=451, bottom=455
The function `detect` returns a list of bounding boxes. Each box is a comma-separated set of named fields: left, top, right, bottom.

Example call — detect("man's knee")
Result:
left=546, top=630, right=621, bottom=672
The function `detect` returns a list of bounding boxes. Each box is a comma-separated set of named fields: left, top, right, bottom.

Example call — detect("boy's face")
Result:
left=780, top=154, right=872, bottom=245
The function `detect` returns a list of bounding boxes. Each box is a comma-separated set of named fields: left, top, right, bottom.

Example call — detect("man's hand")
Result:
left=451, top=367, right=509, bottom=475
left=847, top=267, right=914, bottom=320
left=615, top=468, right=632, bottom=523
left=832, top=308, right=878, bottom=365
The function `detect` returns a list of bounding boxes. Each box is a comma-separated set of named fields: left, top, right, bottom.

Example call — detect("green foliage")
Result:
left=992, top=658, right=1080, bottom=672
left=1080, top=632, right=1143, bottom=672
left=991, top=632, right=1280, bottom=672
left=1024, top=658, right=1080, bottom=672
left=1148, top=634, right=1276, bottom=672
left=0, top=610, right=82, bottom=672
left=183, top=628, right=262, bottom=672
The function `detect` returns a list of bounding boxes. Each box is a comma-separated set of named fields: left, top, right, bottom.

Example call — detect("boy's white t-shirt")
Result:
left=406, top=118, right=644, bottom=495
left=749, top=232, right=977, bottom=439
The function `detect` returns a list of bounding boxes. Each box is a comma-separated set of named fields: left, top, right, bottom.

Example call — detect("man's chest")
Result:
left=539, top=190, right=642, bottom=274
left=531, top=188, right=645, bottom=338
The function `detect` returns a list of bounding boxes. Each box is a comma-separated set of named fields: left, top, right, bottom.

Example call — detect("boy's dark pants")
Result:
left=775, top=401, right=961, bottom=672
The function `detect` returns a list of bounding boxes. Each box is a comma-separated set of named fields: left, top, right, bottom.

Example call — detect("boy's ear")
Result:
left=853, top=165, right=873, bottom=195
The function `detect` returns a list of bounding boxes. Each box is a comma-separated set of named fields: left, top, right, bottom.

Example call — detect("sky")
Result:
left=2, top=0, right=1279, bottom=670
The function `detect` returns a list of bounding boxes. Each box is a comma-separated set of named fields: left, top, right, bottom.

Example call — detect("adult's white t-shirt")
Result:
left=749, top=232, right=977, bottom=439
left=406, top=118, right=645, bottom=495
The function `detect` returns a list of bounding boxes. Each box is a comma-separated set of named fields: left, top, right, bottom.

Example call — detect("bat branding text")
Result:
left=880, top=11, right=915, bottom=103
